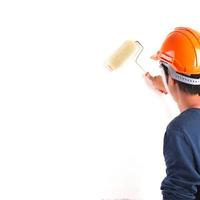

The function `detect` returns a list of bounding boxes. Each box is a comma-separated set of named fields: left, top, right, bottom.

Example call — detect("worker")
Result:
left=145, top=27, right=200, bottom=199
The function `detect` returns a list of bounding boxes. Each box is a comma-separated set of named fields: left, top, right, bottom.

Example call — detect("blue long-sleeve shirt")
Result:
left=161, top=108, right=200, bottom=200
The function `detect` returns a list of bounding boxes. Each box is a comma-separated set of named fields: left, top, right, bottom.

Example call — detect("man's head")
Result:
left=152, top=27, right=200, bottom=110
left=158, top=62, right=200, bottom=112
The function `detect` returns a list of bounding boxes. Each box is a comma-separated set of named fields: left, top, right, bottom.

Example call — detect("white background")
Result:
left=0, top=0, right=199, bottom=199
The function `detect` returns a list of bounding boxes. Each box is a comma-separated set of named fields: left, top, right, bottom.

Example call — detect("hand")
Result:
left=145, top=72, right=168, bottom=94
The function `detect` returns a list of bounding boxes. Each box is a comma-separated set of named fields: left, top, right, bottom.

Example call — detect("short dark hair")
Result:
left=161, top=64, right=200, bottom=95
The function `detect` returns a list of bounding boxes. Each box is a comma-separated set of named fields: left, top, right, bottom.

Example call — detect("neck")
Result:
left=177, top=92, right=200, bottom=112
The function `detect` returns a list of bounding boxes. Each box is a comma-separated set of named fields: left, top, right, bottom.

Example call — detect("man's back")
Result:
left=161, top=108, right=200, bottom=200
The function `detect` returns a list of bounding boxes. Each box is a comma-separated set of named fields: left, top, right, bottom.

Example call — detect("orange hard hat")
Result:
left=152, top=27, right=200, bottom=75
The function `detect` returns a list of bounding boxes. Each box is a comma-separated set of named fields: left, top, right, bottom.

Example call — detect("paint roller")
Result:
left=105, top=40, right=168, bottom=94
left=106, top=40, right=145, bottom=72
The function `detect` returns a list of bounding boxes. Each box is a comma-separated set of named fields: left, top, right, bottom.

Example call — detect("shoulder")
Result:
left=163, top=112, right=191, bottom=153
left=165, top=108, right=200, bottom=143
left=166, top=113, right=185, bottom=133
left=167, top=108, right=200, bottom=132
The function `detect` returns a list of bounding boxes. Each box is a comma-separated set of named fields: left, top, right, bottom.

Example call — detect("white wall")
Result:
left=0, top=0, right=199, bottom=199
